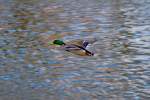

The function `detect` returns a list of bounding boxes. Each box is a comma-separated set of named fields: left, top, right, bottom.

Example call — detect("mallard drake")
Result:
left=52, top=39, right=94, bottom=56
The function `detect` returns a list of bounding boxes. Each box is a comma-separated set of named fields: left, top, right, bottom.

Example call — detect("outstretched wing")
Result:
left=64, top=45, right=81, bottom=51
left=66, top=37, right=97, bottom=48
left=82, top=41, right=89, bottom=48
left=66, top=39, right=89, bottom=48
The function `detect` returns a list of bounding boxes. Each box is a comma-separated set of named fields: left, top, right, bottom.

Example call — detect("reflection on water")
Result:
left=0, top=0, right=150, bottom=99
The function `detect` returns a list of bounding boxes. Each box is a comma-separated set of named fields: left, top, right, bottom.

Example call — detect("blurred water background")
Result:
left=0, top=0, right=150, bottom=100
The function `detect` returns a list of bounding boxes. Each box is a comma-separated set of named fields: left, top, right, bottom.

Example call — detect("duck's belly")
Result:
left=68, top=50, right=88, bottom=56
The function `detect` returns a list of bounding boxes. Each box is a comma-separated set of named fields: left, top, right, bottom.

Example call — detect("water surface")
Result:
left=0, top=0, right=150, bottom=100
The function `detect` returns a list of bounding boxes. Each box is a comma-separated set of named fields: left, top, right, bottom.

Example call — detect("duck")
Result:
left=52, top=39, right=95, bottom=56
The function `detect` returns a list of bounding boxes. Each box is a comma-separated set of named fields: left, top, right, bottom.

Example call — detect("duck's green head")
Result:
left=53, top=40, right=65, bottom=45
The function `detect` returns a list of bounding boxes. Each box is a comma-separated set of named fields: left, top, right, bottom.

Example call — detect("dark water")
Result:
left=0, top=0, right=150, bottom=100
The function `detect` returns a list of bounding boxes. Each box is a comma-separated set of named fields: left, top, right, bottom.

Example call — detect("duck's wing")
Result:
left=63, top=45, right=81, bottom=51
left=82, top=37, right=97, bottom=48
left=66, top=39, right=83, bottom=46
left=64, top=44, right=94, bottom=56
left=66, top=39, right=89, bottom=48
left=82, top=41, right=89, bottom=48
left=66, top=38, right=97, bottom=48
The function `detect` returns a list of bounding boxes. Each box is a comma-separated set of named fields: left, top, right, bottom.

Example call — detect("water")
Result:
left=0, top=0, right=150, bottom=100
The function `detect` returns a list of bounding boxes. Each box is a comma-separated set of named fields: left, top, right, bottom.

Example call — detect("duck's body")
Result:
left=52, top=39, right=94, bottom=56
left=63, top=44, right=94, bottom=56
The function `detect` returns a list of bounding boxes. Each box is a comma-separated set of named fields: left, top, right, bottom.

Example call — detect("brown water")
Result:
left=0, top=0, right=150, bottom=100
